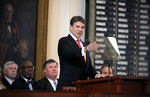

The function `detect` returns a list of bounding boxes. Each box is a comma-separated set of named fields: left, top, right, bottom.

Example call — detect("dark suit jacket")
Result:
left=37, top=77, right=55, bottom=91
left=10, top=76, right=42, bottom=90
left=57, top=34, right=97, bottom=90
left=2, top=77, right=11, bottom=89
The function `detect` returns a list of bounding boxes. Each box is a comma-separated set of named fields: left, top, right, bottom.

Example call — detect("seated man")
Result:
left=2, top=61, right=18, bottom=89
left=38, top=59, right=58, bottom=91
left=100, top=64, right=113, bottom=77
left=10, top=61, right=42, bottom=90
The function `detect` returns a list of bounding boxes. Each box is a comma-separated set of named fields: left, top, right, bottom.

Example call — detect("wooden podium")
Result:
left=72, top=76, right=150, bottom=94
left=1, top=76, right=150, bottom=97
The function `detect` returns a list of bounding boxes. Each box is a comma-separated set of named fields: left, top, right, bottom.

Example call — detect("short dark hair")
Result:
left=100, top=64, right=113, bottom=74
left=70, top=16, right=85, bottom=26
left=43, top=59, right=58, bottom=70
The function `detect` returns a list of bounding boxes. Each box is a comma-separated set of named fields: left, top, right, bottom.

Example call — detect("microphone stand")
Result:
left=108, top=61, right=111, bottom=97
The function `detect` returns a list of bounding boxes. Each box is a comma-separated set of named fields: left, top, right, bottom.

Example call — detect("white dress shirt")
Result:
left=21, top=76, right=33, bottom=90
left=70, top=33, right=86, bottom=60
left=46, top=76, right=57, bottom=91
left=4, top=76, right=14, bottom=85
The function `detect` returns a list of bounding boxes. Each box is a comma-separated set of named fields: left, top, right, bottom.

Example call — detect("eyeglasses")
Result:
left=21, top=66, right=35, bottom=69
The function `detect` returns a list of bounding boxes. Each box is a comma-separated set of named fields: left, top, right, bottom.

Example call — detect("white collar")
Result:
left=4, top=76, right=14, bottom=84
left=46, top=76, right=57, bottom=83
left=46, top=76, right=57, bottom=91
left=6, top=20, right=12, bottom=22
left=69, top=33, right=80, bottom=41
left=21, top=76, right=32, bottom=83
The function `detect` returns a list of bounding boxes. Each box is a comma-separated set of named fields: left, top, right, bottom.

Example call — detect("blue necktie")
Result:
left=53, top=81, right=57, bottom=88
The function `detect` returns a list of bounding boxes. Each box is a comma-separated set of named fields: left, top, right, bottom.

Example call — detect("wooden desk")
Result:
left=72, top=76, right=150, bottom=94
left=0, top=90, right=88, bottom=97
left=89, top=92, right=150, bottom=97
left=0, top=90, right=150, bottom=97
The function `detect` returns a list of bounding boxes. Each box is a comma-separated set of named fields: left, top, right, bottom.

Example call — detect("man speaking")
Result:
left=57, top=16, right=103, bottom=90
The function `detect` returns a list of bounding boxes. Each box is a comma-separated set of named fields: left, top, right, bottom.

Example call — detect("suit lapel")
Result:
left=68, top=34, right=87, bottom=67
left=68, top=35, right=79, bottom=49
left=2, top=77, right=10, bottom=89
left=82, top=40, right=90, bottom=72
left=44, top=77, right=54, bottom=90
left=20, top=77, right=30, bottom=90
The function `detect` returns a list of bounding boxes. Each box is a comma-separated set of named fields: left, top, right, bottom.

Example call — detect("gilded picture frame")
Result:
left=0, top=0, right=48, bottom=80
left=35, top=0, right=48, bottom=80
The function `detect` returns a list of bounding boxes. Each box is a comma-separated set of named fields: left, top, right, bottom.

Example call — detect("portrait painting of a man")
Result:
left=0, top=0, right=38, bottom=77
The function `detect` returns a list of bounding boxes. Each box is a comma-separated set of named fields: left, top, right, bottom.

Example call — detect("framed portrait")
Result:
left=0, top=0, right=48, bottom=80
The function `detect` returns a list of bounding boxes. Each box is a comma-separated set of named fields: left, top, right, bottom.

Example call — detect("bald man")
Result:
left=10, top=61, right=42, bottom=90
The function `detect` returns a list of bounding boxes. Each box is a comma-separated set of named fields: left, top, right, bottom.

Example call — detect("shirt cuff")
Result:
left=81, top=47, right=86, bottom=56
left=95, top=74, right=99, bottom=78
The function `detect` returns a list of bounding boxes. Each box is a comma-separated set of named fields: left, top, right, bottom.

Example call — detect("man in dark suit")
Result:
left=57, top=16, right=103, bottom=90
left=10, top=61, right=42, bottom=90
left=38, top=59, right=58, bottom=91
left=2, top=61, right=18, bottom=89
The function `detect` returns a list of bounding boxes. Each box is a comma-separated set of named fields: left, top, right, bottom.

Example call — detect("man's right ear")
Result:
left=20, top=69, right=22, bottom=73
left=69, top=25, right=72, bottom=31
left=44, top=69, right=46, bottom=73
left=3, top=70, right=6, bottom=75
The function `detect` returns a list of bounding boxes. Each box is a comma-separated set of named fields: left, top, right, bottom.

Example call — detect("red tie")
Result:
left=77, top=39, right=86, bottom=64
left=77, top=39, right=82, bottom=48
